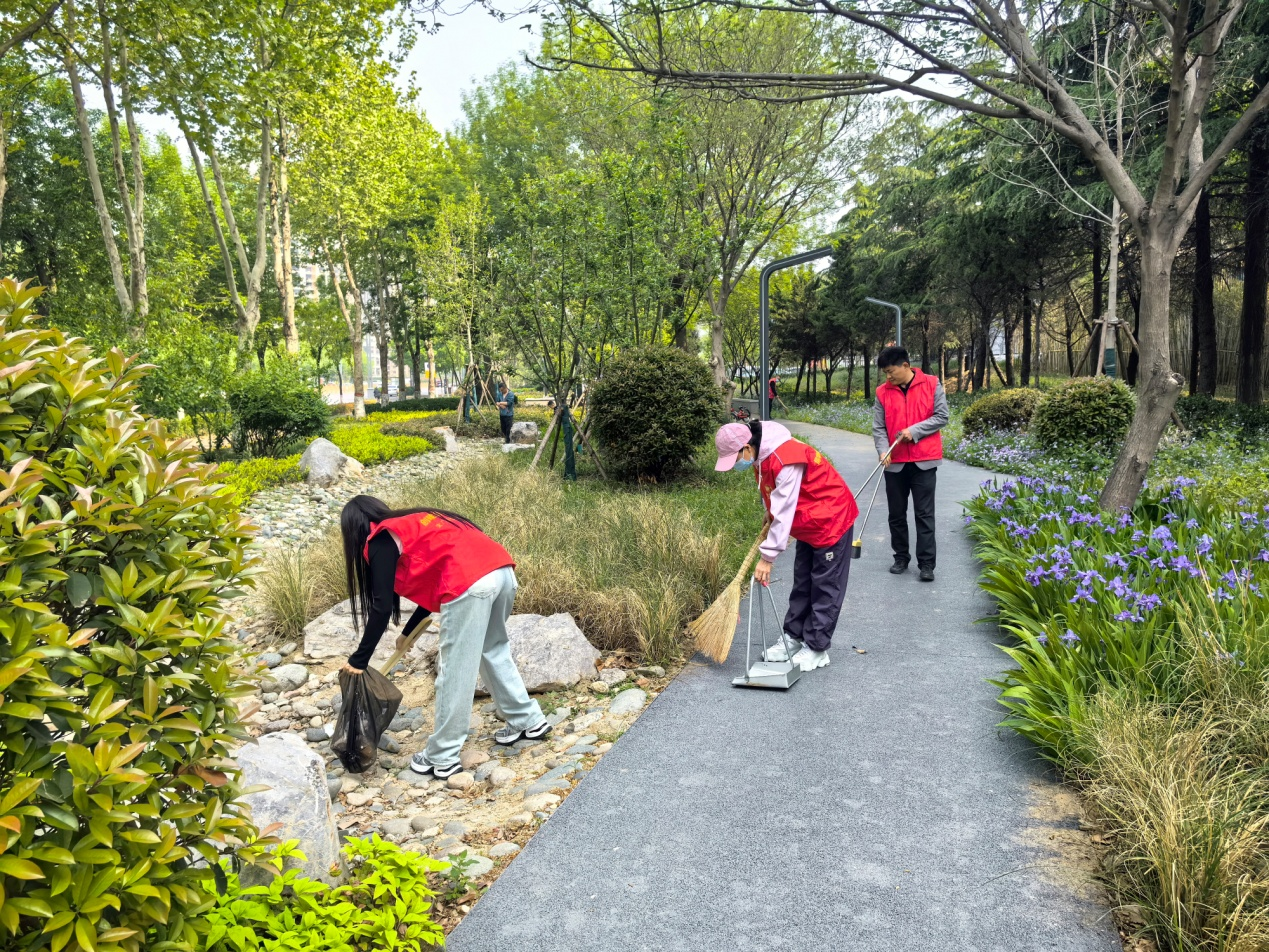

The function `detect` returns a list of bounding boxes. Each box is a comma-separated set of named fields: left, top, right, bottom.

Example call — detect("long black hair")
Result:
left=747, top=419, right=762, bottom=455
left=340, top=495, right=480, bottom=629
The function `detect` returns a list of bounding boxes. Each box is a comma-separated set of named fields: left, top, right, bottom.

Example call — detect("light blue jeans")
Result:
left=424, top=566, right=543, bottom=767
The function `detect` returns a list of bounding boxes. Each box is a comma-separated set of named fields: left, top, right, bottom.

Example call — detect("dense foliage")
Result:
left=589, top=347, right=723, bottom=482
left=1030, top=378, right=1136, bottom=448
left=227, top=363, right=332, bottom=458
left=960, top=388, right=1043, bottom=435
left=0, top=280, right=264, bottom=951
left=204, top=837, right=450, bottom=951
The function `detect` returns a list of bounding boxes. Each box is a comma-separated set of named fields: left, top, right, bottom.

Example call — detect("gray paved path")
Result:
left=449, top=423, right=1119, bottom=952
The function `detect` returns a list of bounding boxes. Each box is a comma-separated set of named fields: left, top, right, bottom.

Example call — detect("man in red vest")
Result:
left=715, top=420, right=858, bottom=671
left=872, top=346, right=949, bottom=582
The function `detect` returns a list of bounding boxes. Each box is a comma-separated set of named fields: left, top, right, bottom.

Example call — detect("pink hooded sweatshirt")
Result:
left=754, top=421, right=802, bottom=563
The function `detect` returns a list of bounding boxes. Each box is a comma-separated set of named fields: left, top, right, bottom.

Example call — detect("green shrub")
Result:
left=1031, top=377, right=1135, bottom=447
left=204, top=837, right=449, bottom=951
left=139, top=321, right=237, bottom=460
left=379, top=418, right=444, bottom=440
left=227, top=361, right=331, bottom=457
left=330, top=423, right=432, bottom=464
left=216, top=454, right=304, bottom=506
left=589, top=346, right=724, bottom=482
left=1176, top=393, right=1269, bottom=445
left=366, top=396, right=460, bottom=413
left=0, top=279, right=265, bottom=950
left=961, top=387, right=1043, bottom=435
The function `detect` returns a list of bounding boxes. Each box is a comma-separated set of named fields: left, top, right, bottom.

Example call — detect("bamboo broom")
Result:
left=690, top=531, right=767, bottom=664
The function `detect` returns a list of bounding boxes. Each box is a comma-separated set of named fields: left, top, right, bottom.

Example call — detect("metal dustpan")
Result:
left=733, top=577, right=802, bottom=691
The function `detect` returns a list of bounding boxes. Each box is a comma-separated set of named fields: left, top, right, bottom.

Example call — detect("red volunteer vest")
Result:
left=757, top=439, right=858, bottom=549
left=876, top=368, right=943, bottom=464
left=365, top=513, right=515, bottom=612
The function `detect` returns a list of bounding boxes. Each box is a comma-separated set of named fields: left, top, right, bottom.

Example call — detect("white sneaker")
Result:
left=763, top=639, right=800, bottom=662
left=792, top=647, right=830, bottom=671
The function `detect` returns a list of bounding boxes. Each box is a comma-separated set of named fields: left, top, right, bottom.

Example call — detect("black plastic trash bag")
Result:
left=331, top=667, right=402, bottom=773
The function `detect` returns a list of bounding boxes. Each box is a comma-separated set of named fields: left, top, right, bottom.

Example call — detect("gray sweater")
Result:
left=872, top=380, right=950, bottom=472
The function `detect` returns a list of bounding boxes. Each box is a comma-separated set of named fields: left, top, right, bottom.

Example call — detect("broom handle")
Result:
left=377, top=613, right=434, bottom=675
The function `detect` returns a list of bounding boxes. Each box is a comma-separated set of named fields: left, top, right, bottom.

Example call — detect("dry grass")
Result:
left=258, top=548, right=316, bottom=643
left=288, top=454, right=756, bottom=665
left=1073, top=665, right=1269, bottom=952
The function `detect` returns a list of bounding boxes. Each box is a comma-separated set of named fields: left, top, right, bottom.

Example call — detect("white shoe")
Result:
left=763, top=640, right=800, bottom=662
left=792, top=647, right=830, bottom=671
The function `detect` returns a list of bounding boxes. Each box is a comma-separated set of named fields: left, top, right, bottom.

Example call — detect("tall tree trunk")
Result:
left=324, top=237, right=365, bottom=419
left=1097, top=200, right=1124, bottom=376
left=920, top=315, right=929, bottom=370
left=1125, top=288, right=1142, bottom=386
left=372, top=242, right=390, bottom=403
left=0, top=110, right=7, bottom=249
left=62, top=10, right=132, bottom=321
left=274, top=111, right=297, bottom=354
left=1003, top=316, right=1015, bottom=386
left=1091, top=219, right=1104, bottom=329
left=846, top=351, right=855, bottom=399
left=862, top=345, right=871, bottom=397
left=1100, top=237, right=1185, bottom=510
left=707, top=288, right=729, bottom=387
left=1191, top=189, right=1218, bottom=396
left=1021, top=295, right=1033, bottom=386
left=426, top=338, right=436, bottom=397
left=1237, top=129, right=1269, bottom=406
left=95, top=4, right=146, bottom=330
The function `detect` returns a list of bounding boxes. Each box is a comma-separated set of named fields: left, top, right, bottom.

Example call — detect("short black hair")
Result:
left=877, top=346, right=910, bottom=369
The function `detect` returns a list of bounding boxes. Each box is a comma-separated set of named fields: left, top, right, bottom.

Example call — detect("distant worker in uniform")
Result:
left=872, top=346, right=949, bottom=582
left=496, top=382, right=518, bottom=444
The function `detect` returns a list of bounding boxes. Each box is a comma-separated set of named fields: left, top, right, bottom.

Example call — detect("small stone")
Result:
left=567, top=744, right=598, bottom=756
left=340, top=776, right=360, bottom=794
left=327, top=777, right=342, bottom=800
left=589, top=681, right=609, bottom=695
left=378, top=735, right=401, bottom=754
left=396, top=769, right=433, bottom=788
left=599, top=668, right=628, bottom=686
left=488, top=842, right=521, bottom=858
left=261, top=692, right=279, bottom=704
left=459, top=855, right=493, bottom=878
left=382, top=818, right=412, bottom=838
left=259, top=652, right=283, bottom=669
left=346, top=792, right=372, bottom=807
left=609, top=688, right=648, bottom=716
left=507, top=812, right=533, bottom=828
left=279, top=641, right=298, bottom=656
left=635, top=665, right=666, bottom=678
left=430, top=836, right=463, bottom=855
left=488, top=766, right=517, bottom=788
left=262, top=719, right=291, bottom=734
left=526, top=778, right=572, bottom=796
left=388, top=715, right=413, bottom=733
left=474, top=761, right=499, bottom=782
left=512, top=739, right=543, bottom=752
left=522, top=793, right=560, bottom=812
left=409, top=815, right=436, bottom=832
left=270, top=663, right=310, bottom=692
left=443, top=820, right=467, bottom=838
left=446, top=772, right=475, bottom=791
left=469, top=714, right=483, bottom=731
left=460, top=749, right=490, bottom=771
left=596, top=742, right=613, bottom=753
left=306, top=728, right=329, bottom=743
left=316, top=698, right=332, bottom=710
left=545, top=706, right=573, bottom=727
left=481, top=702, right=498, bottom=714
left=293, top=701, right=321, bottom=719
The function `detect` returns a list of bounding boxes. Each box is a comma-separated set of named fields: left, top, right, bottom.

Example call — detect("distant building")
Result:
left=294, top=263, right=323, bottom=302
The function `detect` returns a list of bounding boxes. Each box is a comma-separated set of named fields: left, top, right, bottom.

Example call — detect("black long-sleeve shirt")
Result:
left=348, top=532, right=432, bottom=670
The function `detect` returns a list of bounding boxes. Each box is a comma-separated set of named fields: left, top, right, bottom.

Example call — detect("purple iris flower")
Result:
left=1136, top=594, right=1163, bottom=612
left=1036, top=633, right=1048, bottom=646
left=1060, top=630, right=1080, bottom=646
left=1185, top=519, right=1199, bottom=529
left=1197, top=535, right=1214, bottom=556
left=1069, top=585, right=1097, bottom=605
left=1105, top=553, right=1129, bottom=569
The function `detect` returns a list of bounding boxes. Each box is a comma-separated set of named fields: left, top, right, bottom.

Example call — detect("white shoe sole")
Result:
left=795, top=653, right=831, bottom=672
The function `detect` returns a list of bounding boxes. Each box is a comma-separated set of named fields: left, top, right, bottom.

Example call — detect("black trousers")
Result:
left=885, top=464, right=937, bottom=568
left=500, top=415, right=513, bottom=443
left=783, top=527, right=853, bottom=652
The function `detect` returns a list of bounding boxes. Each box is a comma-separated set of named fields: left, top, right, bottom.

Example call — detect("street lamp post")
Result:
left=864, top=297, right=903, bottom=348
left=760, top=247, right=834, bottom=419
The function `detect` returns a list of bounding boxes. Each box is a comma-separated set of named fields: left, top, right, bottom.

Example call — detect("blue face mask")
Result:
left=733, top=457, right=754, bottom=471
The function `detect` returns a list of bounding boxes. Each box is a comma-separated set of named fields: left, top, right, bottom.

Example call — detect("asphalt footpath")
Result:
left=448, top=422, right=1119, bottom=952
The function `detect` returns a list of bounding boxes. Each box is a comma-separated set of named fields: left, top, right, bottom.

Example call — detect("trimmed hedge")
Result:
left=961, top=387, right=1044, bottom=435
left=366, top=396, right=461, bottom=414
left=1032, top=377, right=1136, bottom=448
left=1176, top=394, right=1269, bottom=444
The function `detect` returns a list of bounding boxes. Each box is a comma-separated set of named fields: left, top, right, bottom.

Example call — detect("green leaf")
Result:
left=66, top=573, right=92, bottom=608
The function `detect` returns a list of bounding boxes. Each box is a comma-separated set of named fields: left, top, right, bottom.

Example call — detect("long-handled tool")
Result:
left=851, top=437, right=902, bottom=560
left=733, top=573, right=803, bottom=690
left=690, top=531, right=767, bottom=664
left=377, top=613, right=436, bottom=675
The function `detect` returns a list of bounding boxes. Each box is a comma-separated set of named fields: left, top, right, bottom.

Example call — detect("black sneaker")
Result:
left=919, top=566, right=935, bottom=582
left=494, top=721, right=552, bottom=746
left=409, top=754, right=462, bottom=778
left=889, top=558, right=909, bottom=575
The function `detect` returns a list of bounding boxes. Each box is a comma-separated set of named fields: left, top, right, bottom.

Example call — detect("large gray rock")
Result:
left=235, top=733, right=342, bottom=886
left=509, top=421, right=540, bottom=444
left=304, top=598, right=438, bottom=666
left=476, top=613, right=600, bottom=695
left=433, top=426, right=460, bottom=454
left=299, top=438, right=364, bottom=488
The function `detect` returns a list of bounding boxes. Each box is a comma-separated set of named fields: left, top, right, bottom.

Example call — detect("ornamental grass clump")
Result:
left=0, top=279, right=267, bottom=951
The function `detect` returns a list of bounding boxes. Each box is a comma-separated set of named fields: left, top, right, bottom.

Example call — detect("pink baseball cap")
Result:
left=714, top=422, right=752, bottom=471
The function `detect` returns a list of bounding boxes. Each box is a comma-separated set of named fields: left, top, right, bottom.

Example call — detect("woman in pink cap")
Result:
left=714, top=419, right=858, bottom=671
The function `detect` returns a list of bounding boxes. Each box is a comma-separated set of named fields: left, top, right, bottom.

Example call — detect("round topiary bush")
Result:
left=227, top=360, right=330, bottom=457
left=961, top=387, right=1044, bottom=435
left=588, top=346, right=724, bottom=482
left=1031, top=377, right=1137, bottom=447
left=0, top=279, right=264, bottom=949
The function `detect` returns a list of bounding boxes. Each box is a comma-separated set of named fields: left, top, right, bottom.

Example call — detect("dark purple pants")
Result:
left=783, top=526, right=853, bottom=652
